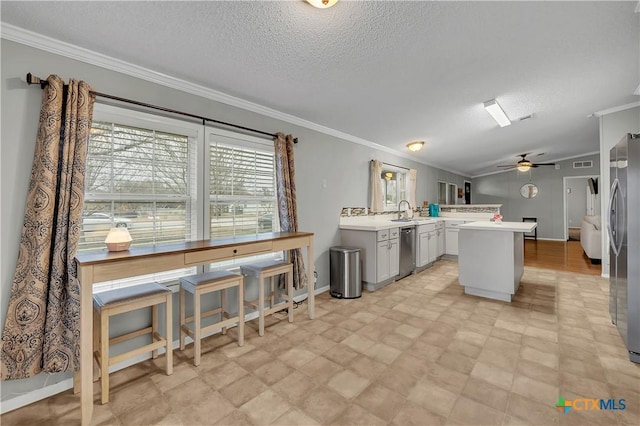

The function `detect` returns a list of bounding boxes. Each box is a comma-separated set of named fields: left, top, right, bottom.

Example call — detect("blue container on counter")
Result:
left=429, top=204, right=440, bottom=217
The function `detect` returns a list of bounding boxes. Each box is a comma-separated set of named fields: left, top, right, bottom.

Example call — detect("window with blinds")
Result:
left=81, top=105, right=281, bottom=289
left=209, top=134, right=278, bottom=239
left=80, top=121, right=196, bottom=252
left=81, top=104, right=202, bottom=292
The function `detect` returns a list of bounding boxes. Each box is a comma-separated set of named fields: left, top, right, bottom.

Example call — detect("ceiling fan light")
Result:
left=517, top=164, right=532, bottom=172
left=407, top=141, right=425, bottom=152
left=306, top=0, right=339, bottom=8
left=484, top=99, right=512, bottom=127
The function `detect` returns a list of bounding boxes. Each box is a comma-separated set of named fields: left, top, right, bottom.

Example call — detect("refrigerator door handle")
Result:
left=607, top=178, right=622, bottom=256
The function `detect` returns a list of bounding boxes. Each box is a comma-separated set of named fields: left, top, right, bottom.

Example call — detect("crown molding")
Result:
left=592, top=101, right=640, bottom=117
left=1, top=23, right=469, bottom=177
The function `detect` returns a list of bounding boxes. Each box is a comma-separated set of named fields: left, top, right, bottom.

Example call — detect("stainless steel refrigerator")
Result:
left=608, top=133, right=640, bottom=363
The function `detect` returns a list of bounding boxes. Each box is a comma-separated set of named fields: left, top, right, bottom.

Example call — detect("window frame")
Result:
left=85, top=104, right=281, bottom=290
left=381, top=164, right=408, bottom=211
left=437, top=181, right=447, bottom=205
left=205, top=127, right=279, bottom=240
left=448, top=183, right=458, bottom=206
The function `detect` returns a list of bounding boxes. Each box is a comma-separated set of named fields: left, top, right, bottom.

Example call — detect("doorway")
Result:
left=464, top=181, right=471, bottom=204
left=563, top=175, right=599, bottom=241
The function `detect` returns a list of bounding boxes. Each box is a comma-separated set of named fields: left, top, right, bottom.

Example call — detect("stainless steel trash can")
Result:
left=330, top=246, right=362, bottom=299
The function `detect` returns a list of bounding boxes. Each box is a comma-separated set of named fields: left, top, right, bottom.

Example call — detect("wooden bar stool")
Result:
left=179, top=271, right=244, bottom=366
left=92, top=282, right=173, bottom=405
left=241, top=260, right=294, bottom=336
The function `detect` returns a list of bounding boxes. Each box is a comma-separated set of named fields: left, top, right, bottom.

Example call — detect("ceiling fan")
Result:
left=497, top=153, right=556, bottom=172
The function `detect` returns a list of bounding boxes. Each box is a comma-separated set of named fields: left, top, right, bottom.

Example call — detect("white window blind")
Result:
left=82, top=104, right=201, bottom=291
left=209, top=134, right=277, bottom=238
left=207, top=130, right=281, bottom=269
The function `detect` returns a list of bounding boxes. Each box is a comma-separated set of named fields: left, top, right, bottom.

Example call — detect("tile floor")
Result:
left=2, top=260, right=639, bottom=425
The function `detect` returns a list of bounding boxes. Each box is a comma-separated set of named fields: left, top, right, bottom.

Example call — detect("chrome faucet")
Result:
left=398, top=199, right=411, bottom=219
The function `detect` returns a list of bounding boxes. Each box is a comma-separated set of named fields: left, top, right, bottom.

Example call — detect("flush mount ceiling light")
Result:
left=407, top=141, right=425, bottom=152
left=484, top=99, right=511, bottom=127
left=306, top=0, right=339, bottom=8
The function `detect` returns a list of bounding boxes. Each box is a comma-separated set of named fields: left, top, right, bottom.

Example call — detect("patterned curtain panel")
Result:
left=370, top=160, right=384, bottom=212
left=274, top=133, right=308, bottom=290
left=1, top=76, right=95, bottom=380
left=407, top=168, right=417, bottom=209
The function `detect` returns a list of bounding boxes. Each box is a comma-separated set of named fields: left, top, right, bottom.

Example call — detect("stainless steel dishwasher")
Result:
left=399, top=226, right=416, bottom=279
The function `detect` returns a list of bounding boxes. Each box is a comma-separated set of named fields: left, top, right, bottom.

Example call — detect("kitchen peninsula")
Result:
left=457, top=221, right=537, bottom=302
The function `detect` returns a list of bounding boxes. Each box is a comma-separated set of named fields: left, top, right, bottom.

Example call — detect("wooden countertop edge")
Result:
left=76, top=231, right=314, bottom=265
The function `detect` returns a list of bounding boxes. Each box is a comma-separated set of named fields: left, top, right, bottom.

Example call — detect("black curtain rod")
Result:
left=25, top=73, right=298, bottom=144
left=371, top=159, right=409, bottom=171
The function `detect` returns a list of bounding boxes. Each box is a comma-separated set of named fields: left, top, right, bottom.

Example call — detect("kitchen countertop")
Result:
left=339, top=217, right=440, bottom=231
left=458, top=221, right=537, bottom=232
left=338, top=215, right=496, bottom=231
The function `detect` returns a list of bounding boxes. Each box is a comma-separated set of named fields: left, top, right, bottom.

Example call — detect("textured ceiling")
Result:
left=2, top=1, right=639, bottom=176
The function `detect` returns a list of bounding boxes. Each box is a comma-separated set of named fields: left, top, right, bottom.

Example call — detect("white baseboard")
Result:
left=1, top=377, right=75, bottom=414
left=0, top=285, right=329, bottom=415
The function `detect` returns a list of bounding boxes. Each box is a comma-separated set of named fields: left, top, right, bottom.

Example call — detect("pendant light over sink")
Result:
left=407, top=141, right=425, bottom=152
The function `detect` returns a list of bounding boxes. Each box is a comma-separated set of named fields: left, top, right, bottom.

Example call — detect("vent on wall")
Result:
left=573, top=160, right=593, bottom=169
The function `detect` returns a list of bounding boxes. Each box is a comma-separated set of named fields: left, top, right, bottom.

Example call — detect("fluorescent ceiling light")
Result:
left=484, top=99, right=511, bottom=127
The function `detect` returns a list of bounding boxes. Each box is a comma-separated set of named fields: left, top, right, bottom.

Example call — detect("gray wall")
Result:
left=0, top=39, right=470, bottom=403
left=471, top=153, right=600, bottom=240
left=598, top=106, right=640, bottom=276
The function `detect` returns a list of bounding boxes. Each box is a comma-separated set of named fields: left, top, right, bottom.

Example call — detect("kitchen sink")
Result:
left=390, top=218, right=414, bottom=222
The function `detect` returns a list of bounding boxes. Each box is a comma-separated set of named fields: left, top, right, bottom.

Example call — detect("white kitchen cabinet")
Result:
left=376, top=240, right=391, bottom=282
left=416, top=223, right=436, bottom=270
left=417, top=232, right=430, bottom=267
left=436, top=222, right=445, bottom=257
left=445, top=228, right=458, bottom=255
left=389, top=237, right=400, bottom=278
left=428, top=230, right=438, bottom=264
left=445, top=220, right=466, bottom=255
left=341, top=227, right=400, bottom=291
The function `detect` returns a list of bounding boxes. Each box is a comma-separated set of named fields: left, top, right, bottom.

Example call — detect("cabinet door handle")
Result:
left=233, top=249, right=238, bottom=254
